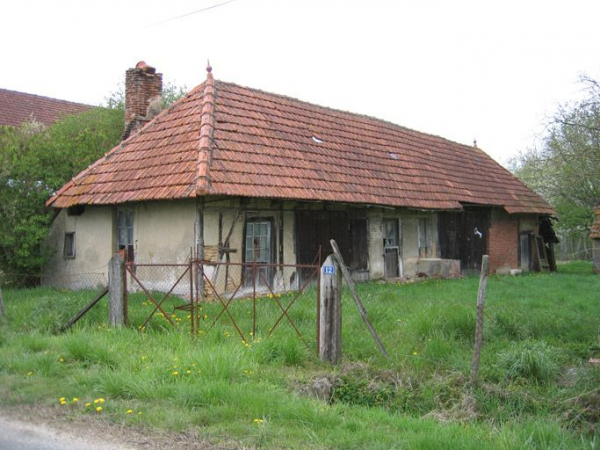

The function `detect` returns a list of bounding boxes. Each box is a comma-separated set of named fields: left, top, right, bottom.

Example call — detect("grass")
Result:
left=0, top=261, right=598, bottom=448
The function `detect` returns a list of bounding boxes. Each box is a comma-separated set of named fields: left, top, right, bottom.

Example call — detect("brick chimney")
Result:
left=123, top=61, right=163, bottom=140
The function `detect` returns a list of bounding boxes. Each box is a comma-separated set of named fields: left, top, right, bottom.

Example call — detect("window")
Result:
left=117, top=208, right=134, bottom=261
left=243, top=219, right=274, bottom=287
left=418, top=218, right=431, bottom=257
left=63, top=232, right=75, bottom=258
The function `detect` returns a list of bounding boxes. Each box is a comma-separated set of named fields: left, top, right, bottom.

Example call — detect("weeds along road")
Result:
left=0, top=414, right=138, bottom=450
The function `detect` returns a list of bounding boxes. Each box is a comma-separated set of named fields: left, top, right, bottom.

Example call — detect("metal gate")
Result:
left=124, top=254, right=321, bottom=349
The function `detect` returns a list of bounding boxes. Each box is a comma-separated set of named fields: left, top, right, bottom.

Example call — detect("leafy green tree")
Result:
left=0, top=81, right=187, bottom=281
left=510, top=76, right=600, bottom=258
left=0, top=107, right=123, bottom=280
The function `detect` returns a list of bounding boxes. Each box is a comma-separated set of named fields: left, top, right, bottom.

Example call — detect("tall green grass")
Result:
left=0, top=262, right=598, bottom=448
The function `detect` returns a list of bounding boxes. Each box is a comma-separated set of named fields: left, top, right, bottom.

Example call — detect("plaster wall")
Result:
left=44, top=206, right=114, bottom=289
left=133, top=199, right=196, bottom=263
left=367, top=208, right=439, bottom=279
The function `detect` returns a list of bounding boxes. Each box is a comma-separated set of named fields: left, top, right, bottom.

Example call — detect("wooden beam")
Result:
left=469, top=254, right=489, bottom=387
left=59, top=287, right=108, bottom=332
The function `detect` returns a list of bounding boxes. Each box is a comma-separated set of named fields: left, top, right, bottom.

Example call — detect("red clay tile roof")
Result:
left=0, top=88, right=92, bottom=127
left=47, top=70, right=555, bottom=215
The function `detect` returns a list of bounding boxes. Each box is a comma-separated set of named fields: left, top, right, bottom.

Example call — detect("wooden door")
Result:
left=383, top=219, right=400, bottom=278
left=439, top=209, right=489, bottom=273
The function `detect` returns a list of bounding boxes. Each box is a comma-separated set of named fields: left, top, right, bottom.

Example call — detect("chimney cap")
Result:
left=135, top=61, right=156, bottom=74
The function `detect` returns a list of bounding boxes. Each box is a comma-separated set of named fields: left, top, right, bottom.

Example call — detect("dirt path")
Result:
left=0, top=406, right=238, bottom=450
left=0, top=413, right=138, bottom=450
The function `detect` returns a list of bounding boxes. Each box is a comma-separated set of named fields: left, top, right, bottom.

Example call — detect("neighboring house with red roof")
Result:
left=0, top=88, right=92, bottom=128
left=45, top=62, right=556, bottom=290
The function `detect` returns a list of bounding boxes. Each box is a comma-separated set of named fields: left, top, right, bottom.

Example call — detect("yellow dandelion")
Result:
left=60, top=400, right=67, bottom=405
left=186, top=370, right=192, bottom=375
left=27, top=371, right=33, bottom=376
left=137, top=411, right=143, bottom=415
left=59, top=397, right=66, bottom=402
left=412, top=351, right=418, bottom=356
left=172, top=371, right=179, bottom=376
left=85, top=402, right=91, bottom=407
left=58, top=357, right=65, bottom=363
left=95, top=406, right=103, bottom=413
left=126, top=409, right=134, bottom=414
left=253, top=418, right=264, bottom=424
left=72, top=397, right=79, bottom=403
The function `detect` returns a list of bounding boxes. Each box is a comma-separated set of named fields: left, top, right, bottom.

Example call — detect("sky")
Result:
left=1, top=0, right=599, bottom=165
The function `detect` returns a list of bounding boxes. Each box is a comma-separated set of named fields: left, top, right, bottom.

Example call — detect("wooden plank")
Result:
left=60, top=287, right=108, bottom=332
left=330, top=239, right=389, bottom=359
left=469, top=255, right=489, bottom=387
left=319, top=255, right=342, bottom=363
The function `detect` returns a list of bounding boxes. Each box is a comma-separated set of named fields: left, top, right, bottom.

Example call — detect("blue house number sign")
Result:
left=322, top=265, right=336, bottom=275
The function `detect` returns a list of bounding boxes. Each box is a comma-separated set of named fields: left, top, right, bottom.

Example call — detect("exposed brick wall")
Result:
left=487, top=209, right=519, bottom=272
left=124, top=62, right=162, bottom=138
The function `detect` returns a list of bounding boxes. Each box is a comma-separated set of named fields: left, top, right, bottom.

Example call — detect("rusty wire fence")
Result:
left=0, top=269, right=109, bottom=331
left=124, top=258, right=322, bottom=349
left=1, top=271, right=107, bottom=291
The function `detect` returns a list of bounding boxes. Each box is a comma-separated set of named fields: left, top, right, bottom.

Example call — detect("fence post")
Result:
left=330, top=239, right=389, bottom=359
left=0, top=286, right=6, bottom=325
left=470, top=254, right=489, bottom=387
left=319, top=254, right=342, bottom=363
left=108, top=253, right=125, bottom=327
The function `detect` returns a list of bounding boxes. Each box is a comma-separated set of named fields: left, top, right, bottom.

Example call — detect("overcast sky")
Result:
left=1, top=0, right=599, bottom=165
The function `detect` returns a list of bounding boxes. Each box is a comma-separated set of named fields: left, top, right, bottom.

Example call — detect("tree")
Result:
left=0, top=107, right=123, bottom=281
left=0, top=82, right=188, bottom=282
left=510, top=76, right=600, bottom=259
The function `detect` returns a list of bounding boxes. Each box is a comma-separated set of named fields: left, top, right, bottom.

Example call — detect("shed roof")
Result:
left=0, top=88, right=92, bottom=127
left=47, top=68, right=554, bottom=215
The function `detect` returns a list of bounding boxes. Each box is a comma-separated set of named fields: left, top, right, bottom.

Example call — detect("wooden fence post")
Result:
left=330, top=239, right=389, bottom=359
left=108, top=254, right=125, bottom=327
left=469, top=254, right=489, bottom=387
left=319, top=254, right=342, bottom=363
left=0, top=286, right=6, bottom=325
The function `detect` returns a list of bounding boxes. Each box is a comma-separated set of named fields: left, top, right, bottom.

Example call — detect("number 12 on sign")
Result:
left=323, top=265, right=336, bottom=275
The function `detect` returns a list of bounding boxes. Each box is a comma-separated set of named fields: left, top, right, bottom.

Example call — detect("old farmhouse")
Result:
left=45, top=62, right=555, bottom=291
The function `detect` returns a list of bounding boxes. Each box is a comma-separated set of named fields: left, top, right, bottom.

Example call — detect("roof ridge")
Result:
left=0, top=87, right=93, bottom=108
left=195, top=65, right=217, bottom=195
left=216, top=80, right=480, bottom=154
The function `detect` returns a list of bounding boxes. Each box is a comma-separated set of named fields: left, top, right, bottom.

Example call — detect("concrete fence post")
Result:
left=108, top=253, right=125, bottom=327
left=319, top=254, right=342, bottom=364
